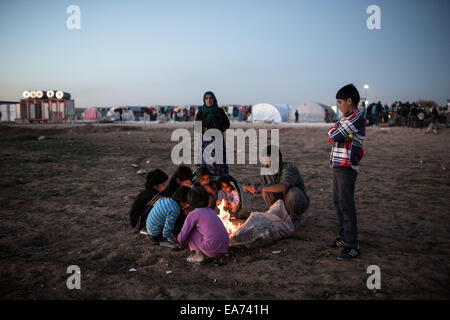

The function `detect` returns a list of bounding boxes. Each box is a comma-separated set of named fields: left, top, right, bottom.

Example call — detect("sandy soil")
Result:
left=0, top=122, right=449, bottom=300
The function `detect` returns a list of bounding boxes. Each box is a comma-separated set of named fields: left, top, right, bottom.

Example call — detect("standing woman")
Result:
left=195, top=91, right=230, bottom=176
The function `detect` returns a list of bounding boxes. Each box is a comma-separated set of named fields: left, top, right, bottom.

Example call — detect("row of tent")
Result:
left=0, top=101, right=336, bottom=123
left=251, top=102, right=337, bottom=123
left=78, top=102, right=336, bottom=123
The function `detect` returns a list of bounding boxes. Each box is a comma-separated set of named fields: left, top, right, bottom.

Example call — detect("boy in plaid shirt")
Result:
left=327, top=84, right=365, bottom=259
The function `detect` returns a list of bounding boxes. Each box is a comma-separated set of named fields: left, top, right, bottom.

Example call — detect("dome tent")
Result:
left=289, top=101, right=336, bottom=123
left=251, top=103, right=289, bottom=123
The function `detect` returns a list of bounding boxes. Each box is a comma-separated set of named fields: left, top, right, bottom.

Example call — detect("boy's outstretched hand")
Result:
left=243, top=184, right=261, bottom=195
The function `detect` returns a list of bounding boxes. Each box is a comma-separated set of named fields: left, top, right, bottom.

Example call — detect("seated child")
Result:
left=129, top=169, right=168, bottom=231
left=194, top=166, right=217, bottom=208
left=146, top=186, right=191, bottom=249
left=163, top=165, right=193, bottom=197
left=177, top=186, right=229, bottom=264
left=217, top=175, right=240, bottom=215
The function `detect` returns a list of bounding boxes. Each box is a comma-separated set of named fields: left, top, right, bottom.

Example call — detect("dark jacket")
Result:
left=129, top=188, right=159, bottom=228
left=195, top=107, right=230, bottom=133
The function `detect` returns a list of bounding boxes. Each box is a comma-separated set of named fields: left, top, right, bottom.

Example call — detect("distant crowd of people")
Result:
left=359, top=101, right=449, bottom=134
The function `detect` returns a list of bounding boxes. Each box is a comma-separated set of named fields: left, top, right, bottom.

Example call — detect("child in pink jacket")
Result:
left=177, top=186, right=229, bottom=264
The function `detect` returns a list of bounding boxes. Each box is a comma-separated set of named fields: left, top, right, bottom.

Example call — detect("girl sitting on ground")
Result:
left=163, top=165, right=193, bottom=197
left=216, top=175, right=240, bottom=215
left=194, top=166, right=217, bottom=208
left=146, top=186, right=191, bottom=250
left=177, top=186, right=229, bottom=264
left=129, top=169, right=168, bottom=231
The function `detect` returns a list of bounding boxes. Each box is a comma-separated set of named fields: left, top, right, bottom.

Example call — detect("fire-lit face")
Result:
left=221, top=182, right=233, bottom=193
left=154, top=182, right=167, bottom=193
left=199, top=175, right=210, bottom=186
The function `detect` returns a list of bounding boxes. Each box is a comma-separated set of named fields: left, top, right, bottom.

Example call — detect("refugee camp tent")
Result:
left=289, top=101, right=336, bottom=123
left=251, top=103, right=289, bottom=123
left=227, top=106, right=234, bottom=117
left=97, top=107, right=111, bottom=120
left=84, top=108, right=100, bottom=121
left=272, top=104, right=289, bottom=122
left=128, top=106, right=145, bottom=121
left=106, top=106, right=134, bottom=121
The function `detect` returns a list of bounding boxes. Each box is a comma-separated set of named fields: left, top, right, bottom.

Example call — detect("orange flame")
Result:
left=218, top=200, right=239, bottom=235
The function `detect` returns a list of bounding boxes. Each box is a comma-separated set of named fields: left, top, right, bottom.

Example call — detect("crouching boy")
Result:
left=146, top=186, right=191, bottom=249
left=129, top=169, right=168, bottom=231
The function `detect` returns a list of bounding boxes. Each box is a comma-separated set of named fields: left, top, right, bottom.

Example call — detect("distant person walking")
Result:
left=371, top=102, right=379, bottom=126
left=366, top=103, right=373, bottom=126
left=426, top=105, right=439, bottom=134
left=417, top=108, right=425, bottom=128
left=295, top=110, right=299, bottom=123
left=446, top=107, right=450, bottom=128
left=383, top=104, right=389, bottom=123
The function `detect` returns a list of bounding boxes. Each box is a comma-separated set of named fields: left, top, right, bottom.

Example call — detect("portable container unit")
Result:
left=0, top=102, right=18, bottom=122
left=16, top=98, right=75, bottom=123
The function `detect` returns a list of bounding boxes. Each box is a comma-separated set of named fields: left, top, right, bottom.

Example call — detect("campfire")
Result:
left=217, top=200, right=242, bottom=235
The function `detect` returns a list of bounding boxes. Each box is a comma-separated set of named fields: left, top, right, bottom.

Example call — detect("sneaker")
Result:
left=337, top=247, right=360, bottom=260
left=159, top=240, right=178, bottom=250
left=139, top=229, right=148, bottom=235
left=327, top=237, right=346, bottom=248
left=186, top=254, right=204, bottom=264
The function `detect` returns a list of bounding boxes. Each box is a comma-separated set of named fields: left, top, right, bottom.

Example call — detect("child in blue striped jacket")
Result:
left=327, top=84, right=365, bottom=260
left=146, top=186, right=191, bottom=250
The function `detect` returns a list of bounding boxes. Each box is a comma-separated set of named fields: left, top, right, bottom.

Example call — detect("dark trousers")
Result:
left=262, top=187, right=310, bottom=227
left=333, top=167, right=358, bottom=249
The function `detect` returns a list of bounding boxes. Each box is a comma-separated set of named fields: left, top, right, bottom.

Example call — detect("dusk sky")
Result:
left=1, top=0, right=449, bottom=108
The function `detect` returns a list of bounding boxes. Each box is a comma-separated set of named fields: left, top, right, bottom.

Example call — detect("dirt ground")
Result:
left=0, top=122, right=449, bottom=300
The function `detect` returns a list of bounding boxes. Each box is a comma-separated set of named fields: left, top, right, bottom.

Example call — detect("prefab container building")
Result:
left=0, top=101, right=19, bottom=122
left=16, top=98, right=75, bottom=123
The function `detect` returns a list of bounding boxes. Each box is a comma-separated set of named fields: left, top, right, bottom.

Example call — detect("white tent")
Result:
left=251, top=103, right=288, bottom=123
left=289, top=101, right=336, bottom=123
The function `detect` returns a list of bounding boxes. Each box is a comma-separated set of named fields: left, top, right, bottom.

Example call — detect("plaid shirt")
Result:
left=327, top=109, right=365, bottom=172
